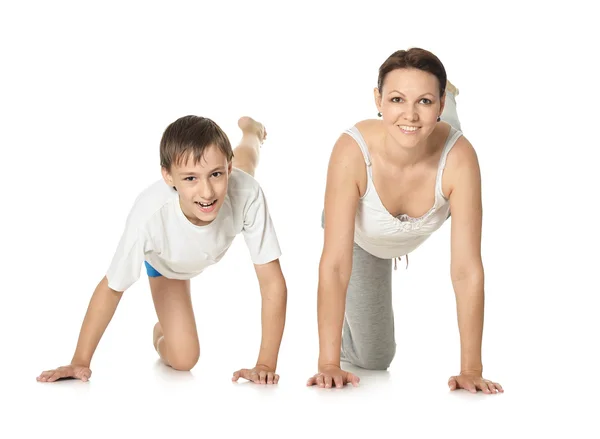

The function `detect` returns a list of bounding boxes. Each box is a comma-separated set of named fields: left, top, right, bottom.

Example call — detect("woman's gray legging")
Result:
left=340, top=242, right=396, bottom=370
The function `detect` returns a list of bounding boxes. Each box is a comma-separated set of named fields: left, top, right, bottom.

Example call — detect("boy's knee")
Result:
left=168, top=345, right=200, bottom=371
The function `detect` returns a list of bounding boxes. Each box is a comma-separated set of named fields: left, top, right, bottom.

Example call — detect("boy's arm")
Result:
left=253, top=259, right=287, bottom=370
left=233, top=179, right=286, bottom=384
left=232, top=259, right=287, bottom=384
left=37, top=276, right=124, bottom=382
left=38, top=188, right=148, bottom=383
left=71, top=276, right=124, bottom=367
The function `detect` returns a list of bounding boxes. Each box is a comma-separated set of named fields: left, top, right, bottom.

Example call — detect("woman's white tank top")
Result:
left=349, top=125, right=463, bottom=260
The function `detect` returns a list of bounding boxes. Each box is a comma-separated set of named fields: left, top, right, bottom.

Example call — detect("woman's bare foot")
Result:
left=237, top=116, right=267, bottom=144
left=446, top=80, right=459, bottom=96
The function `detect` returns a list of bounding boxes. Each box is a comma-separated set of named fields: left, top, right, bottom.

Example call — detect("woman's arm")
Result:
left=448, top=138, right=485, bottom=373
left=307, top=133, right=364, bottom=388
left=446, top=137, right=502, bottom=393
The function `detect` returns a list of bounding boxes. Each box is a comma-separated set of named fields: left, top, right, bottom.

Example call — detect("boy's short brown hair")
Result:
left=160, top=116, right=233, bottom=171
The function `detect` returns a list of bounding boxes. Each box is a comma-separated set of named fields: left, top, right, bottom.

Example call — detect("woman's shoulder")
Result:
left=444, top=129, right=477, bottom=170
left=339, top=118, right=383, bottom=152
left=442, top=130, right=479, bottom=198
left=353, top=118, right=383, bottom=138
left=326, top=121, right=378, bottom=177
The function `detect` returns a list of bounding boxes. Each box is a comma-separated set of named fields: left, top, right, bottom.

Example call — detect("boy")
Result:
left=37, top=116, right=287, bottom=385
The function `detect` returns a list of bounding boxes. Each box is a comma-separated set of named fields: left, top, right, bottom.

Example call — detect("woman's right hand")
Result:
left=36, top=364, right=92, bottom=382
left=306, top=365, right=360, bottom=388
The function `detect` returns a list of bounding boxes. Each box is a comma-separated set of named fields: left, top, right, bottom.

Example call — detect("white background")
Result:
left=1, top=0, right=598, bottom=437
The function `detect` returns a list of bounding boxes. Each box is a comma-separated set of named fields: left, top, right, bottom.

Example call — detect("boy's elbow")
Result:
left=261, top=274, right=287, bottom=301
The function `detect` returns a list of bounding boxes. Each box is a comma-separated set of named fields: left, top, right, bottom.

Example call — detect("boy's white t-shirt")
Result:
left=106, top=168, right=281, bottom=292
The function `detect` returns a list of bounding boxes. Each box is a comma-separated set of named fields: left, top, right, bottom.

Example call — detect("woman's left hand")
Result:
left=448, top=373, right=503, bottom=394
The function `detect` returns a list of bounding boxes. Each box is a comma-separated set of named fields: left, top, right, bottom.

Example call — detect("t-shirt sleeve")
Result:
left=105, top=215, right=149, bottom=292
left=241, top=185, right=282, bottom=265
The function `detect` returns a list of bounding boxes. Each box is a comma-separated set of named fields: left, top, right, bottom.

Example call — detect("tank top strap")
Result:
left=345, top=126, right=373, bottom=178
left=435, top=126, right=463, bottom=197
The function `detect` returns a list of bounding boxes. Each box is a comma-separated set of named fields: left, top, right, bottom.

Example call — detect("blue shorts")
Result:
left=144, top=261, right=162, bottom=277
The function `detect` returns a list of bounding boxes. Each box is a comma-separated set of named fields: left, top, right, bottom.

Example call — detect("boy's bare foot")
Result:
left=238, top=116, right=267, bottom=144
left=446, top=80, right=459, bottom=96
left=153, top=322, right=163, bottom=352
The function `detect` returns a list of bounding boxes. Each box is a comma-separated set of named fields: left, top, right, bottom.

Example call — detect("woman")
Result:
left=307, top=48, right=503, bottom=394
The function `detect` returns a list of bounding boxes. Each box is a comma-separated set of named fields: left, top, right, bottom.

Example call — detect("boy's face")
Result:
left=162, top=145, right=232, bottom=226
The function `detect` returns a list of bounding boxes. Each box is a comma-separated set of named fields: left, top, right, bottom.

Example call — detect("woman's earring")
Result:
left=378, top=112, right=382, bottom=117
left=437, top=116, right=441, bottom=122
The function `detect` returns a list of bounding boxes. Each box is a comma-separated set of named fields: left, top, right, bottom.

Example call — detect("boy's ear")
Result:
left=161, top=166, right=174, bottom=187
left=227, top=160, right=233, bottom=174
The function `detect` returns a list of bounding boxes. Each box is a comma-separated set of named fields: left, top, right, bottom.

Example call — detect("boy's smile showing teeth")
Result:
left=196, top=200, right=216, bottom=207
left=195, top=199, right=217, bottom=213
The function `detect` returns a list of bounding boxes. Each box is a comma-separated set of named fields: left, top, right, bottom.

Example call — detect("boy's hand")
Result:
left=36, top=364, right=92, bottom=382
left=306, top=365, right=360, bottom=388
left=232, top=364, right=279, bottom=384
